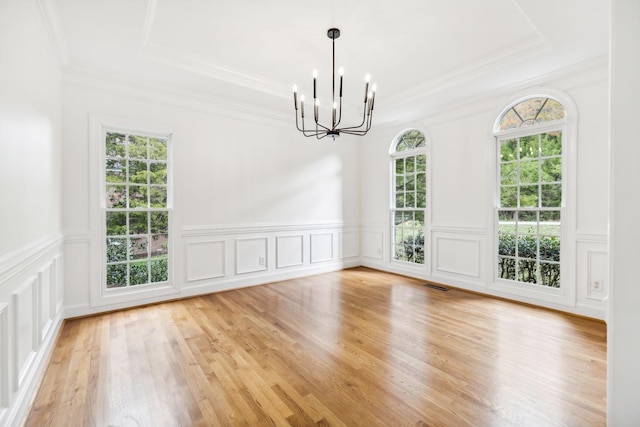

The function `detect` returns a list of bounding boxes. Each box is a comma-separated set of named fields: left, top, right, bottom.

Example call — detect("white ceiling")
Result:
left=45, top=0, right=609, bottom=126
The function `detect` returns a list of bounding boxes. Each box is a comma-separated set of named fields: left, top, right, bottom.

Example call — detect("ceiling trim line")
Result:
left=387, top=36, right=551, bottom=106
left=140, top=42, right=288, bottom=100
left=35, top=0, right=69, bottom=68
left=140, top=0, right=158, bottom=48
left=62, top=64, right=292, bottom=128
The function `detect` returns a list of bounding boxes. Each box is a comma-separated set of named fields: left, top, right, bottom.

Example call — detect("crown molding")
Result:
left=138, top=0, right=284, bottom=98
left=35, top=0, right=69, bottom=68
left=380, top=55, right=609, bottom=129
left=140, top=42, right=289, bottom=101
left=386, top=34, right=551, bottom=107
left=140, top=0, right=157, bottom=48
left=62, top=63, right=291, bottom=128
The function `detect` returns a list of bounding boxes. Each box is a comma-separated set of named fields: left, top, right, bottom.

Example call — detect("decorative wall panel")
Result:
left=54, top=255, right=63, bottom=313
left=310, top=233, right=333, bottom=263
left=186, top=240, right=225, bottom=281
left=0, top=304, right=8, bottom=409
left=587, top=250, right=608, bottom=301
left=12, top=279, right=37, bottom=391
left=38, top=264, right=53, bottom=343
left=340, top=231, right=359, bottom=259
left=361, top=230, right=383, bottom=260
left=236, top=238, right=268, bottom=274
left=434, top=236, right=481, bottom=278
left=276, top=235, right=304, bottom=269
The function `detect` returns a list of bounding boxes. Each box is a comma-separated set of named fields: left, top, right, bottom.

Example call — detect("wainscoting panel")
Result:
left=276, top=235, right=304, bottom=269
left=174, top=223, right=357, bottom=297
left=0, top=303, right=8, bottom=409
left=576, top=236, right=608, bottom=315
left=310, top=233, right=333, bottom=263
left=38, top=264, right=54, bottom=343
left=54, top=255, right=63, bottom=313
left=0, top=235, right=64, bottom=427
left=361, top=229, right=384, bottom=260
left=434, top=235, right=482, bottom=279
left=587, top=250, right=607, bottom=301
left=186, top=240, right=226, bottom=281
left=12, top=278, right=37, bottom=391
left=340, top=231, right=359, bottom=259
left=236, top=237, right=268, bottom=274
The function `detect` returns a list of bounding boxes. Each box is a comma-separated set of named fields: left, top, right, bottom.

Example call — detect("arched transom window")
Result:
left=498, top=97, right=565, bottom=130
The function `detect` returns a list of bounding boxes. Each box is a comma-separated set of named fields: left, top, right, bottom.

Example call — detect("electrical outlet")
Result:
left=592, top=280, right=602, bottom=291
left=258, top=256, right=265, bottom=265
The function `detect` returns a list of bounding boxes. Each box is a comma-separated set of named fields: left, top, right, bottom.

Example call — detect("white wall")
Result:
left=360, top=67, right=609, bottom=319
left=608, top=0, right=640, bottom=424
left=62, top=81, right=362, bottom=316
left=0, top=0, right=62, bottom=256
left=0, top=1, right=65, bottom=425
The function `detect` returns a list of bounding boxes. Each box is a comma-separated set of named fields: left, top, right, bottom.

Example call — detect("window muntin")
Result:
left=498, top=97, right=565, bottom=131
left=392, top=130, right=426, bottom=264
left=497, top=129, right=562, bottom=287
left=104, top=131, right=170, bottom=288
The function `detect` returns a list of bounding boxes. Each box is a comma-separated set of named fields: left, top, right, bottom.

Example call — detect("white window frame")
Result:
left=389, top=129, right=429, bottom=271
left=489, top=92, right=577, bottom=306
left=89, top=115, right=178, bottom=308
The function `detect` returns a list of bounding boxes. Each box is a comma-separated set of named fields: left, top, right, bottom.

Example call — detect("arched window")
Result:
left=495, top=96, right=566, bottom=288
left=391, top=129, right=427, bottom=264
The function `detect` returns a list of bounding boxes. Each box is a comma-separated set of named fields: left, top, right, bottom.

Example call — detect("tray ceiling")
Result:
left=45, top=0, right=609, bottom=125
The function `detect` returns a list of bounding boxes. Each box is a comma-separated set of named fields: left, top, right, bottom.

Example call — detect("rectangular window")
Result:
left=104, top=131, right=170, bottom=288
left=497, top=131, right=561, bottom=287
left=392, top=153, right=426, bottom=264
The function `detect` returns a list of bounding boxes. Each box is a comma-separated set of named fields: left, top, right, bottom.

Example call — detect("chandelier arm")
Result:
left=339, top=110, right=375, bottom=136
left=300, top=115, right=322, bottom=137
left=295, top=111, right=307, bottom=133
left=300, top=125, right=326, bottom=138
left=335, top=103, right=368, bottom=131
left=314, top=120, right=331, bottom=132
left=335, top=98, right=343, bottom=128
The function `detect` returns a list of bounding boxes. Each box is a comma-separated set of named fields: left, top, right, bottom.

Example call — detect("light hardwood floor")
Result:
left=25, top=268, right=606, bottom=426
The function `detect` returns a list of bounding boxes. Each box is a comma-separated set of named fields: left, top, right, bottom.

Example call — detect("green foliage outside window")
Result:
left=498, top=233, right=560, bottom=287
left=497, top=125, right=563, bottom=288
left=392, top=130, right=427, bottom=265
left=105, top=131, right=169, bottom=288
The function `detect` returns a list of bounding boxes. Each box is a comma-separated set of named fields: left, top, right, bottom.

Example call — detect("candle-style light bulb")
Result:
left=300, top=94, right=305, bottom=118
left=332, top=102, right=337, bottom=125
left=293, top=85, right=298, bottom=110
left=313, top=70, right=318, bottom=99
left=370, top=84, right=376, bottom=111
left=339, top=67, right=344, bottom=98
left=364, top=74, right=370, bottom=102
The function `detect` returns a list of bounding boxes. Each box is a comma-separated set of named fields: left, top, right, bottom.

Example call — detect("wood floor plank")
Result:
left=25, top=268, right=606, bottom=426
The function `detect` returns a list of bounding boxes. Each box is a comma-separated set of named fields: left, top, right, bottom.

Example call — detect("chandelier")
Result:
left=293, top=28, right=376, bottom=140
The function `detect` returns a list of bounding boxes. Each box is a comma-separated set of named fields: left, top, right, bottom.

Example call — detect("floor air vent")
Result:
left=423, top=283, right=449, bottom=291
